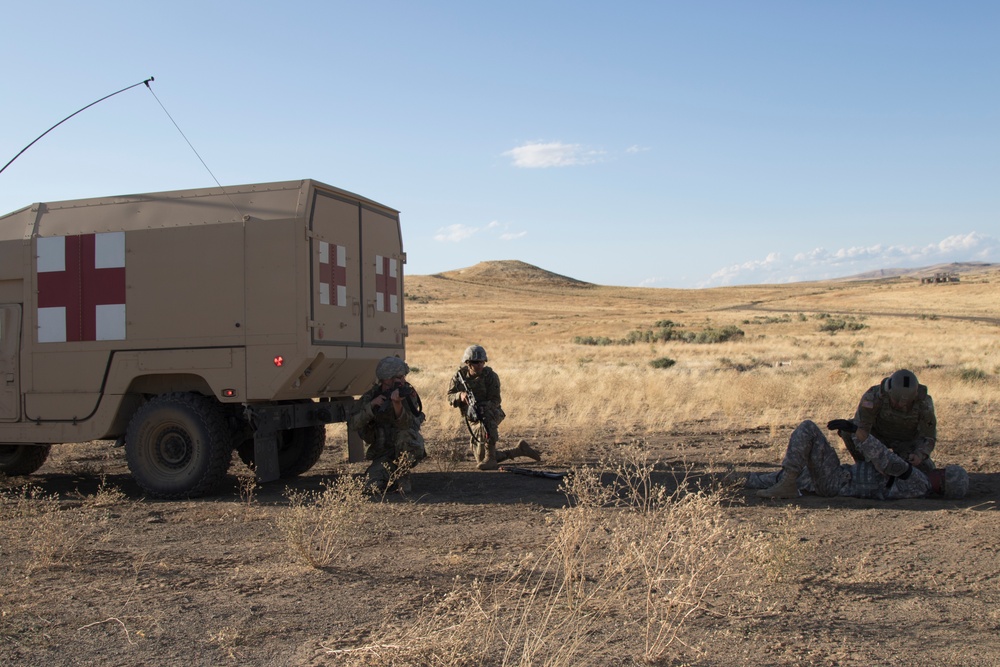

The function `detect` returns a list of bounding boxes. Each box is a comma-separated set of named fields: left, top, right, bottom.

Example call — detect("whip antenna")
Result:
left=144, top=85, right=245, bottom=220
left=0, top=77, right=154, bottom=176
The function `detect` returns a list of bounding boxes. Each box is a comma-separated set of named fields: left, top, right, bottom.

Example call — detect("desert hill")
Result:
left=425, top=260, right=998, bottom=289
left=432, top=260, right=593, bottom=289
left=832, top=261, right=997, bottom=282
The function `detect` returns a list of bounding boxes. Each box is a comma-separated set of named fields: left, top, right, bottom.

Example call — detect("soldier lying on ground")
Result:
left=749, top=419, right=968, bottom=500
left=348, top=356, right=426, bottom=494
left=447, top=344, right=541, bottom=470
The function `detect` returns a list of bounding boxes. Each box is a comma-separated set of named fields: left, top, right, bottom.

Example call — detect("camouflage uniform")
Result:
left=853, top=379, right=937, bottom=467
left=348, top=382, right=426, bottom=491
left=447, top=365, right=507, bottom=461
left=775, top=420, right=931, bottom=499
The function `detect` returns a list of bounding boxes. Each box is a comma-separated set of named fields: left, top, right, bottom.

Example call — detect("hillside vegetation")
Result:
left=407, top=263, right=1000, bottom=469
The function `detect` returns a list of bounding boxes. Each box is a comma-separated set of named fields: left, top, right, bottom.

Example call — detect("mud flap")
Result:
left=253, top=431, right=281, bottom=483
left=347, top=427, right=365, bottom=463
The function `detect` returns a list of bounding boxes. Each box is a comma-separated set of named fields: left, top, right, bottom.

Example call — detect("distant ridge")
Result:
left=831, top=261, right=997, bottom=282
left=424, top=260, right=998, bottom=289
left=433, top=260, right=593, bottom=289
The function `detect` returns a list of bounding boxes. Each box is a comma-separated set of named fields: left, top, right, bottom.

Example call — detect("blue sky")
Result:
left=1, top=1, right=997, bottom=287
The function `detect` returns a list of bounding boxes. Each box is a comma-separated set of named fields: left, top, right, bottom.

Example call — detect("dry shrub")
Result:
left=427, top=430, right=473, bottom=473
left=278, top=475, right=378, bottom=568
left=80, top=474, right=128, bottom=508
left=0, top=484, right=86, bottom=576
left=327, top=444, right=794, bottom=666
left=235, top=466, right=259, bottom=512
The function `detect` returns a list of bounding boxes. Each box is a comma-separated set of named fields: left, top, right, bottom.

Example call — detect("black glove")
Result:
left=827, top=419, right=858, bottom=433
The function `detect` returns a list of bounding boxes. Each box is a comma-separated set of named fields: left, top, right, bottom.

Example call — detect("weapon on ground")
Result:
left=499, top=465, right=567, bottom=479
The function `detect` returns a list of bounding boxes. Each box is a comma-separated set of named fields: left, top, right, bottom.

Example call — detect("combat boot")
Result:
left=515, top=439, right=542, bottom=462
left=756, top=469, right=800, bottom=499
left=477, top=442, right=499, bottom=470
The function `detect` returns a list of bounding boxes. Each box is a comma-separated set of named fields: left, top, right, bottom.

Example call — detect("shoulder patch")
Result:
left=861, top=399, right=875, bottom=409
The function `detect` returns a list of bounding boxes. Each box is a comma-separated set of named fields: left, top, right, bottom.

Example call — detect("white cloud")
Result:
left=503, top=141, right=605, bottom=168
left=433, top=224, right=479, bottom=243
left=434, top=220, right=527, bottom=243
left=626, top=144, right=651, bottom=154
left=702, top=231, right=1000, bottom=287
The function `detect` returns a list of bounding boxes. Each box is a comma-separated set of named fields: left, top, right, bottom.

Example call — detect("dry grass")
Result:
left=278, top=475, right=385, bottom=569
left=323, top=444, right=791, bottom=666
left=3, top=266, right=998, bottom=665
left=406, top=270, right=1000, bottom=470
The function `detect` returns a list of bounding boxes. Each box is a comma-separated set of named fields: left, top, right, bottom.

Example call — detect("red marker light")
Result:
left=221, top=388, right=237, bottom=398
left=274, top=355, right=284, bottom=367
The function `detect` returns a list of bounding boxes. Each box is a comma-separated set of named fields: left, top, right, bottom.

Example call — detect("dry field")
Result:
left=2, top=261, right=999, bottom=666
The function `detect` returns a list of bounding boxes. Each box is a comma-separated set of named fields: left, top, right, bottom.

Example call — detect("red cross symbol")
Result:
left=375, top=255, right=399, bottom=313
left=319, top=241, right=347, bottom=306
left=36, top=233, right=126, bottom=342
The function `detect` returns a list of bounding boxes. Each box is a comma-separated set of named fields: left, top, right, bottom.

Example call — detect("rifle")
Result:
left=453, top=371, right=484, bottom=423
left=377, top=382, right=422, bottom=416
left=499, top=465, right=566, bottom=479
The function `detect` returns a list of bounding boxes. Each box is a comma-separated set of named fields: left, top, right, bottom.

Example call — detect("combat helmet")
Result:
left=376, top=356, right=409, bottom=381
left=943, top=465, right=970, bottom=499
left=884, top=369, right=919, bottom=403
left=462, top=345, right=488, bottom=364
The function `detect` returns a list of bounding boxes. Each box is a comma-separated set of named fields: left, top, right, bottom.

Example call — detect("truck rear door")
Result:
left=360, top=206, right=405, bottom=347
left=310, top=192, right=363, bottom=345
left=309, top=191, right=404, bottom=348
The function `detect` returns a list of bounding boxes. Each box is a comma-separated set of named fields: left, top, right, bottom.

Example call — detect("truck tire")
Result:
left=0, top=444, right=52, bottom=476
left=236, top=424, right=326, bottom=478
left=125, top=393, right=232, bottom=499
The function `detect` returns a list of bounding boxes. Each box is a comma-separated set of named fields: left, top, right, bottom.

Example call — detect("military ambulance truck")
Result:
left=0, top=179, right=407, bottom=498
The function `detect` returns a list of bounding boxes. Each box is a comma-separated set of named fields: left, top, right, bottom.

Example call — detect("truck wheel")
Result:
left=236, top=424, right=326, bottom=478
left=125, top=393, right=232, bottom=499
left=0, top=444, right=52, bottom=475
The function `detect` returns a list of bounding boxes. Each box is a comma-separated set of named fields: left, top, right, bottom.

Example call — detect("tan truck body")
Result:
left=0, top=179, right=407, bottom=496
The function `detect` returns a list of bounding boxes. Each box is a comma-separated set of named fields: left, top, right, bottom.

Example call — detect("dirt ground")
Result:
left=2, top=423, right=998, bottom=667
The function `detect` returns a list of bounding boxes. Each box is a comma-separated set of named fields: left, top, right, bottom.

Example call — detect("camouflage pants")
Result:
left=365, top=426, right=426, bottom=490
left=467, top=404, right=504, bottom=448
left=468, top=404, right=519, bottom=465
left=782, top=420, right=851, bottom=497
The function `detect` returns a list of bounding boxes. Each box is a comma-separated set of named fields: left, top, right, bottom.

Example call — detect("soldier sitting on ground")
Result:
left=348, top=356, right=426, bottom=494
left=748, top=419, right=968, bottom=501
left=447, top=344, right=541, bottom=470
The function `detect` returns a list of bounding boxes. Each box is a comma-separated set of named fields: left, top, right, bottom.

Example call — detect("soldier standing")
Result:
left=447, top=345, right=541, bottom=470
left=750, top=419, right=968, bottom=501
left=349, top=356, right=426, bottom=493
